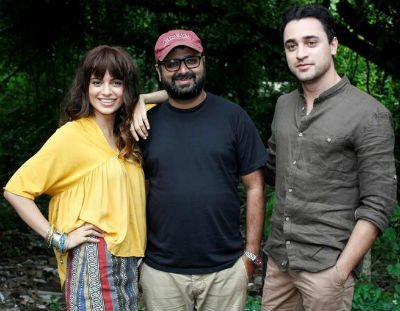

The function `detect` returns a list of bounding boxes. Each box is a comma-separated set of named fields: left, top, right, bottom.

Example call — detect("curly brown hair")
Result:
left=60, top=45, right=142, bottom=164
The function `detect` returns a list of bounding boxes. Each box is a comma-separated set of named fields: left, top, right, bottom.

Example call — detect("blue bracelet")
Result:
left=58, top=233, right=66, bottom=252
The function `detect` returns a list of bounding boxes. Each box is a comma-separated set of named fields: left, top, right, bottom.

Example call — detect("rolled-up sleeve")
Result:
left=354, top=110, right=397, bottom=232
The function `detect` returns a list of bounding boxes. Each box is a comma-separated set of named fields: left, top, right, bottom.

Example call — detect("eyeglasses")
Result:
left=158, top=55, right=203, bottom=72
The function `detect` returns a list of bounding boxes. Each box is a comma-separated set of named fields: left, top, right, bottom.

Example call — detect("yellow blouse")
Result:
left=4, top=117, right=146, bottom=286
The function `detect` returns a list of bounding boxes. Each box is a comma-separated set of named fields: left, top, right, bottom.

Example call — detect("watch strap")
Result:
left=244, top=250, right=258, bottom=262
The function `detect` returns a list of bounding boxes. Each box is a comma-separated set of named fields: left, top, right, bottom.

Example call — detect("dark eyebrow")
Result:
left=284, top=35, right=320, bottom=45
left=304, top=35, right=320, bottom=41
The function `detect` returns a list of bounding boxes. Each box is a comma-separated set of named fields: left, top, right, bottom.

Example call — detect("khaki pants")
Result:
left=140, top=258, right=248, bottom=311
left=262, top=257, right=355, bottom=311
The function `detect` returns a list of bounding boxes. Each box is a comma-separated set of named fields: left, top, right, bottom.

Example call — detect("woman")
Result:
left=3, top=45, right=146, bottom=310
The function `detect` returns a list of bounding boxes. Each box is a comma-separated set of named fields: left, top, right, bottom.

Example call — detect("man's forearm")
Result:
left=243, top=169, right=265, bottom=254
left=336, top=219, right=380, bottom=279
left=141, top=90, right=168, bottom=104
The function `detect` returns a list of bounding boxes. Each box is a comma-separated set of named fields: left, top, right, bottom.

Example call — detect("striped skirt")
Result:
left=64, top=238, right=139, bottom=311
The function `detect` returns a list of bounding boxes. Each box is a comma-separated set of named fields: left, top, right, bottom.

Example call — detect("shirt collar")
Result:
left=298, top=76, right=350, bottom=103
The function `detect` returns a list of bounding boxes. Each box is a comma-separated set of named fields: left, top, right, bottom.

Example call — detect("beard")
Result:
left=161, top=70, right=206, bottom=100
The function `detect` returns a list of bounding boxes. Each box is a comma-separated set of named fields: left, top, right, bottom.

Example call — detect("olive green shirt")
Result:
left=264, top=77, right=397, bottom=274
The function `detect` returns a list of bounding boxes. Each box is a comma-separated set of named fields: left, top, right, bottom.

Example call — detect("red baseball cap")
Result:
left=154, top=29, right=204, bottom=61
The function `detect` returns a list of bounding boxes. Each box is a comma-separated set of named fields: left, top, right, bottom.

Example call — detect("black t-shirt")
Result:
left=141, top=92, right=267, bottom=274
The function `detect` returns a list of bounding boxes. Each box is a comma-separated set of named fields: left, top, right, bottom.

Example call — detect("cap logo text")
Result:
left=162, top=33, right=191, bottom=47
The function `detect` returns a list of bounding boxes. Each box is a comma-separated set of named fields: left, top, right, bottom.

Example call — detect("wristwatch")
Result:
left=244, top=250, right=263, bottom=266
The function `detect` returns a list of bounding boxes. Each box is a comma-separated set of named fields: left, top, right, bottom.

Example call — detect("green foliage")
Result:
left=48, top=295, right=65, bottom=311
left=245, top=295, right=262, bottom=311
left=353, top=204, right=400, bottom=311
left=264, top=188, right=275, bottom=238
left=352, top=281, right=399, bottom=311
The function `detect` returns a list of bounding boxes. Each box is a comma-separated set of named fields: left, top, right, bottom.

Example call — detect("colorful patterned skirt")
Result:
left=64, top=238, right=139, bottom=311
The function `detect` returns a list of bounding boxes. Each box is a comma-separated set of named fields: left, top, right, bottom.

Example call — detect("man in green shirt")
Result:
left=262, top=4, right=397, bottom=311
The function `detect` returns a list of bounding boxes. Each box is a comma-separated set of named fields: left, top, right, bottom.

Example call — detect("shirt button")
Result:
left=298, top=133, right=303, bottom=137
left=288, top=188, right=293, bottom=193
left=286, top=241, right=291, bottom=245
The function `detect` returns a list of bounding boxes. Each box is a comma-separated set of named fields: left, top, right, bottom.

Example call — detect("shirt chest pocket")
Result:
left=304, top=135, right=356, bottom=173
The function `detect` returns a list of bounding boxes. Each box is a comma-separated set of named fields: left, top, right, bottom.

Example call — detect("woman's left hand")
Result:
left=66, top=223, right=104, bottom=250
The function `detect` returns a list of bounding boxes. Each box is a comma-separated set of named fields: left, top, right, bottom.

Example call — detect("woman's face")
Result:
left=88, top=70, right=124, bottom=119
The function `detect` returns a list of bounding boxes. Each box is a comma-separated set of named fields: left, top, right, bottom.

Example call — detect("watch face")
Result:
left=254, top=256, right=263, bottom=266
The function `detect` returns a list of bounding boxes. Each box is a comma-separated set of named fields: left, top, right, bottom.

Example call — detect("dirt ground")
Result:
left=0, top=230, right=65, bottom=310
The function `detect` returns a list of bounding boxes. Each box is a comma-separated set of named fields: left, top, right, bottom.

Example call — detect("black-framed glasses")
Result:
left=158, top=55, right=203, bottom=72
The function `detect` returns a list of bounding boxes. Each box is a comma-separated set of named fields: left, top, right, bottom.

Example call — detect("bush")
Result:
left=352, top=204, right=400, bottom=311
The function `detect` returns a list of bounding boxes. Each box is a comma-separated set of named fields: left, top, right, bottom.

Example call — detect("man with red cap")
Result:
left=137, top=29, right=267, bottom=310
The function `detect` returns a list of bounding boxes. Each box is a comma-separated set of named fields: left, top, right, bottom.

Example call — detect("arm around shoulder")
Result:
left=141, top=90, right=168, bottom=104
left=132, top=90, right=168, bottom=141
